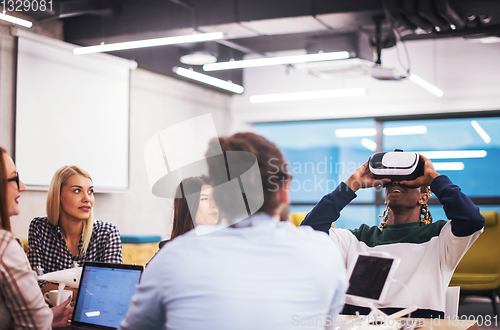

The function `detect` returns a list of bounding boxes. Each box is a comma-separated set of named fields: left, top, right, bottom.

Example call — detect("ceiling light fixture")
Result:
left=180, top=51, right=217, bottom=65
left=409, top=74, right=444, bottom=97
left=383, top=125, right=428, bottom=136
left=418, top=150, right=487, bottom=159
left=334, top=128, right=377, bottom=138
left=467, top=36, right=500, bottom=44
left=361, top=138, right=377, bottom=152
left=203, top=51, right=350, bottom=71
left=470, top=120, right=491, bottom=144
left=174, top=67, right=244, bottom=94
left=250, top=88, right=365, bottom=104
left=335, top=125, right=427, bottom=139
left=432, top=162, right=465, bottom=171
left=73, top=32, right=224, bottom=55
left=0, top=12, right=32, bottom=28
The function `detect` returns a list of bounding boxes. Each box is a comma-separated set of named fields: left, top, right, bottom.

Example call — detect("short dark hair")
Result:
left=0, top=147, right=11, bottom=231
left=205, top=132, right=290, bottom=220
left=170, top=176, right=205, bottom=240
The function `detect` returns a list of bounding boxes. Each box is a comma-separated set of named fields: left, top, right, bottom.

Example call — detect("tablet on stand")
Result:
left=342, top=252, right=417, bottom=329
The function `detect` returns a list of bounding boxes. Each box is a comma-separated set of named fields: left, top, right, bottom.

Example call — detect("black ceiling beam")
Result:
left=63, top=0, right=385, bottom=44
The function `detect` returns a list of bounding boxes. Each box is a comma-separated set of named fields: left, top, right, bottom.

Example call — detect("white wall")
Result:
left=231, top=38, right=500, bottom=123
left=0, top=22, right=232, bottom=240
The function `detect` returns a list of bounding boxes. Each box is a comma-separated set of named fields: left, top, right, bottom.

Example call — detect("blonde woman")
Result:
left=27, top=166, right=122, bottom=285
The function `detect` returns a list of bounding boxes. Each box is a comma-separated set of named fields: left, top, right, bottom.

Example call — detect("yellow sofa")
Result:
left=121, top=235, right=161, bottom=266
left=450, top=211, right=500, bottom=315
left=290, top=212, right=335, bottom=228
left=122, top=242, right=159, bottom=266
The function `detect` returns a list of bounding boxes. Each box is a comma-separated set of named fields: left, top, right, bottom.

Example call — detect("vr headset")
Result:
left=368, top=150, right=424, bottom=182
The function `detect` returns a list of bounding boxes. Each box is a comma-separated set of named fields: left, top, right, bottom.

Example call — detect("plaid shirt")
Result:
left=27, top=217, right=123, bottom=274
left=0, top=230, right=53, bottom=329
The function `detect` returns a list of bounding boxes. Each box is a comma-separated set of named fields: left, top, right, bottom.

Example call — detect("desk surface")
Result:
left=418, top=318, right=478, bottom=330
left=334, top=316, right=478, bottom=330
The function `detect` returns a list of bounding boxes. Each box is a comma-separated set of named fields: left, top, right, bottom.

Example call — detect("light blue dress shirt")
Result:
left=119, top=213, right=347, bottom=330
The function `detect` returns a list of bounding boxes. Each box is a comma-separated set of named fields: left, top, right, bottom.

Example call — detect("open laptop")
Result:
left=65, top=262, right=144, bottom=329
left=346, top=252, right=400, bottom=304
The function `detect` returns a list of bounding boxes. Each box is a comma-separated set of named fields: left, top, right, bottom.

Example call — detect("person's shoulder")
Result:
left=29, top=217, right=52, bottom=232
left=432, top=219, right=450, bottom=233
left=0, top=229, right=15, bottom=243
left=0, top=229, right=23, bottom=253
left=30, top=216, right=50, bottom=225
left=94, top=220, right=119, bottom=232
left=290, top=222, right=327, bottom=237
left=282, top=222, right=335, bottom=247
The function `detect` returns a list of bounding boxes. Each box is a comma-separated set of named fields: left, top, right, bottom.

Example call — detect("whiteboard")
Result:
left=15, top=30, right=135, bottom=191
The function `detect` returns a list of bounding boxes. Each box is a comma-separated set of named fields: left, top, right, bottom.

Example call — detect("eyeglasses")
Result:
left=7, top=172, right=20, bottom=189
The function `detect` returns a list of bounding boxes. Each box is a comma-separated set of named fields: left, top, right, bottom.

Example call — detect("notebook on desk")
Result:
left=65, top=262, right=144, bottom=330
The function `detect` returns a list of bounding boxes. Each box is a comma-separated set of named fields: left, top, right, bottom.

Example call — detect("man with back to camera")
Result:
left=119, top=132, right=347, bottom=330
left=301, top=154, right=485, bottom=318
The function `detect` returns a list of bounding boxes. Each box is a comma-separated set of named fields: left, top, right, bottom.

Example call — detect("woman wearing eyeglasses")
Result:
left=27, top=165, right=123, bottom=291
left=0, top=147, right=72, bottom=328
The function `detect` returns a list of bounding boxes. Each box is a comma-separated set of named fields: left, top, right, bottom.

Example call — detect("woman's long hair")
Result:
left=170, top=177, right=205, bottom=240
left=47, top=165, right=94, bottom=255
left=0, top=147, right=11, bottom=231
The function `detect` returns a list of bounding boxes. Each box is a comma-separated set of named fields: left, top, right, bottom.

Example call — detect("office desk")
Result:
left=416, top=318, right=478, bottom=330
left=332, top=316, right=479, bottom=330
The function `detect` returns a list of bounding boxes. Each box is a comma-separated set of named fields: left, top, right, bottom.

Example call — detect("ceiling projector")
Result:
left=371, top=65, right=407, bottom=81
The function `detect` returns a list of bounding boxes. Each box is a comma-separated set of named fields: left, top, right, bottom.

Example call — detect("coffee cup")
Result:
left=44, top=289, right=73, bottom=306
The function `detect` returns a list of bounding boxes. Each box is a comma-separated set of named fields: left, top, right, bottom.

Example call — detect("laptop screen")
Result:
left=72, top=263, right=143, bottom=328
left=346, top=254, right=395, bottom=301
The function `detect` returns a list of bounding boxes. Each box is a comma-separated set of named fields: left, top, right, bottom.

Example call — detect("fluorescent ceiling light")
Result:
left=409, top=74, right=444, bottom=97
left=0, top=12, right=32, bottom=28
left=468, top=36, right=500, bottom=44
left=203, top=51, right=350, bottom=71
left=471, top=120, right=491, bottom=144
left=432, top=162, right=465, bottom=171
left=361, top=138, right=377, bottom=152
left=180, top=52, right=217, bottom=65
left=383, top=125, right=428, bottom=136
left=418, top=150, right=487, bottom=159
left=174, top=67, right=244, bottom=94
left=335, top=128, right=376, bottom=138
left=73, top=32, right=224, bottom=55
left=250, top=88, right=365, bottom=103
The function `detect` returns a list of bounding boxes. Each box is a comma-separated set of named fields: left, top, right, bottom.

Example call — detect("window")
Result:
left=255, top=119, right=376, bottom=204
left=254, top=115, right=500, bottom=229
left=383, top=117, right=500, bottom=197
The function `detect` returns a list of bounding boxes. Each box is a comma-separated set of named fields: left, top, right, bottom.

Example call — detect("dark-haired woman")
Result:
left=0, top=147, right=72, bottom=328
left=158, top=177, right=219, bottom=248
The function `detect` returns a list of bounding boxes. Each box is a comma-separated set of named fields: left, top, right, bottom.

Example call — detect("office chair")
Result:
left=450, top=211, right=500, bottom=316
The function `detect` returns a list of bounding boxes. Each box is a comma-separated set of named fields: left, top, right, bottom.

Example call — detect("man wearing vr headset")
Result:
left=302, top=154, right=485, bottom=318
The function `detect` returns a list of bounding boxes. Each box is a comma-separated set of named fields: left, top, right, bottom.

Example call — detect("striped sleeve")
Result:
left=0, top=230, right=52, bottom=329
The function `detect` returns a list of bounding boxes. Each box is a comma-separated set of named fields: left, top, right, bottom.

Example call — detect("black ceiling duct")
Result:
left=418, top=0, right=451, bottom=32
left=436, top=0, right=466, bottom=30
left=384, top=0, right=466, bottom=34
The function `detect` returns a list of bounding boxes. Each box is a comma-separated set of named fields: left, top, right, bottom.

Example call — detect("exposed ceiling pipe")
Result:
left=169, top=0, right=259, bottom=55
left=374, top=15, right=384, bottom=65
